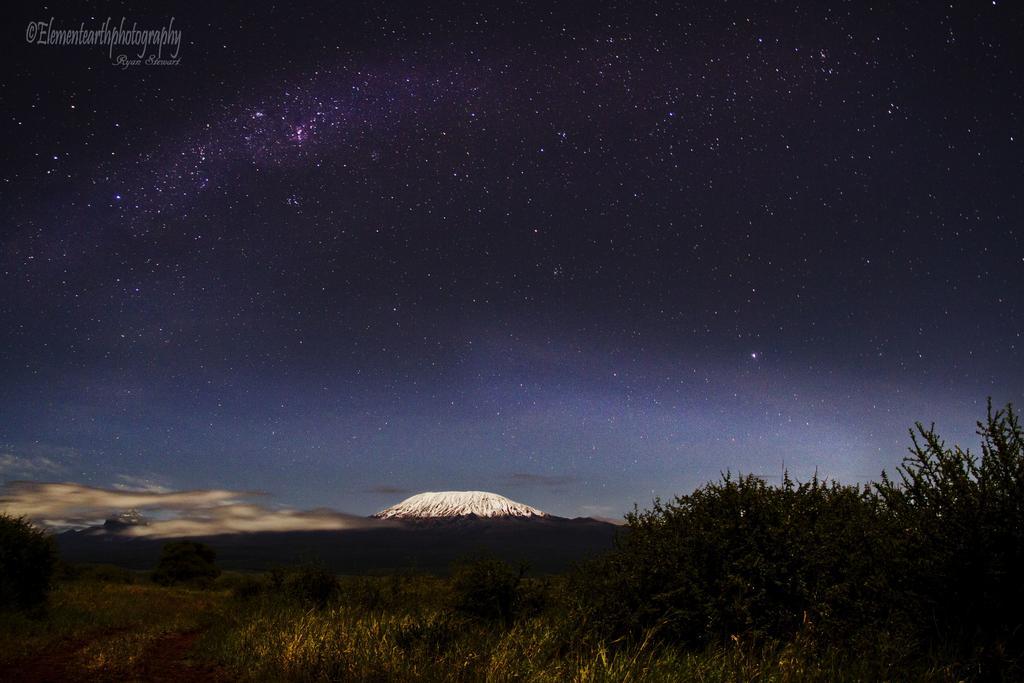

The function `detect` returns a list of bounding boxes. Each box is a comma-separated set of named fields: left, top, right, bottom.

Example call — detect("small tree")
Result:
left=152, top=541, right=220, bottom=586
left=0, top=514, right=57, bottom=610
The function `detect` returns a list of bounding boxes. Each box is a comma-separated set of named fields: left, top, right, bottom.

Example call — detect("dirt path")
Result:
left=133, top=629, right=230, bottom=682
left=0, top=627, right=230, bottom=682
left=0, top=627, right=128, bottom=683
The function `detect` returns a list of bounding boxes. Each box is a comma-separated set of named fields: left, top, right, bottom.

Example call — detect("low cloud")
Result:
left=122, top=504, right=378, bottom=538
left=0, top=481, right=383, bottom=538
left=0, top=481, right=249, bottom=520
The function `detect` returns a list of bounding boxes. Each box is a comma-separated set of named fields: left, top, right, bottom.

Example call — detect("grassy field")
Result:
left=0, top=569, right=968, bottom=682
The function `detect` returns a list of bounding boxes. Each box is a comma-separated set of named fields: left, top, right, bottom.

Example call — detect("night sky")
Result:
left=1, top=2, right=1021, bottom=520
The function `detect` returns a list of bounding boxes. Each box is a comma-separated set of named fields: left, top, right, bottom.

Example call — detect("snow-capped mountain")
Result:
left=102, top=509, right=148, bottom=531
left=103, top=509, right=147, bottom=528
left=374, top=491, right=548, bottom=520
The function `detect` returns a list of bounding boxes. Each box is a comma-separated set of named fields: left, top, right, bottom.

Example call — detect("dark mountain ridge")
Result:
left=56, top=514, right=620, bottom=574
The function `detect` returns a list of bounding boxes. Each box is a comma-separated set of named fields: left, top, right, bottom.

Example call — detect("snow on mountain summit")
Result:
left=374, top=491, right=548, bottom=519
left=103, top=508, right=148, bottom=530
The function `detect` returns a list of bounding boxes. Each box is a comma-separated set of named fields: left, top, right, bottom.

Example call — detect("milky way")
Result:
left=1, top=2, right=1021, bottom=517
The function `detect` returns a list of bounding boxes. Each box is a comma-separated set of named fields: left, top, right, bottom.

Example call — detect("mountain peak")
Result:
left=103, top=508, right=148, bottom=530
left=374, top=491, right=548, bottom=520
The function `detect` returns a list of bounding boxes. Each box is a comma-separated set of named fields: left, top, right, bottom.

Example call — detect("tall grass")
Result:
left=0, top=573, right=973, bottom=681
left=197, top=587, right=963, bottom=682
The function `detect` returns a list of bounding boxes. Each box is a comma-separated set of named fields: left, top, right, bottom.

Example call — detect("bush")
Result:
left=268, top=565, right=287, bottom=592
left=213, top=571, right=267, bottom=599
left=231, top=576, right=267, bottom=600
left=281, top=563, right=340, bottom=608
left=151, top=541, right=221, bottom=586
left=569, top=399, right=1024, bottom=679
left=877, top=400, right=1024, bottom=655
left=450, top=552, right=528, bottom=624
left=0, top=514, right=57, bottom=610
left=571, top=474, right=891, bottom=647
left=339, top=575, right=385, bottom=610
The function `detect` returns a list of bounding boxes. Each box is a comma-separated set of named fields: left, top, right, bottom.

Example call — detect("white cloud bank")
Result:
left=0, top=481, right=384, bottom=538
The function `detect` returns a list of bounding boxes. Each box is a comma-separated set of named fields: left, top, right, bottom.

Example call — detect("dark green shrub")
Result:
left=877, top=400, right=1024, bottom=656
left=213, top=571, right=267, bottom=599
left=340, top=575, right=385, bottom=610
left=570, top=400, right=1024, bottom=676
left=151, top=541, right=221, bottom=586
left=268, top=565, right=287, bottom=591
left=392, top=612, right=462, bottom=653
left=515, top=576, right=553, bottom=619
left=282, top=563, right=339, bottom=608
left=0, top=514, right=57, bottom=610
left=450, top=552, right=528, bottom=624
left=231, top=575, right=267, bottom=600
left=571, top=474, right=892, bottom=646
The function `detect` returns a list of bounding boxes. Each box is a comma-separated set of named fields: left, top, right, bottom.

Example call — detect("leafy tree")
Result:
left=151, top=540, right=221, bottom=586
left=0, top=514, right=57, bottom=610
